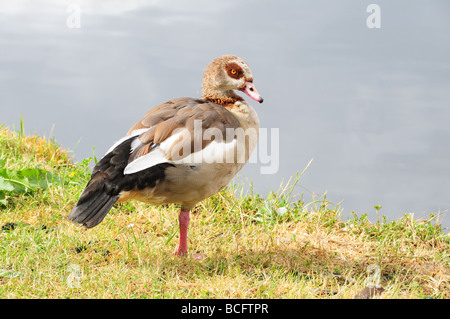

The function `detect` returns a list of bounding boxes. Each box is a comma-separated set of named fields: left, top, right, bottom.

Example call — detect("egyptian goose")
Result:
left=68, top=55, right=263, bottom=255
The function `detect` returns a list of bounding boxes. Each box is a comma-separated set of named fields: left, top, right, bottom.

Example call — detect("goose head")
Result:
left=202, top=55, right=263, bottom=106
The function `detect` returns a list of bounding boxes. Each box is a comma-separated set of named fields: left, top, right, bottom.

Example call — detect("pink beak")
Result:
left=240, top=81, right=264, bottom=103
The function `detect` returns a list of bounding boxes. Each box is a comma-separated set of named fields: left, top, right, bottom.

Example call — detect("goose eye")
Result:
left=231, top=69, right=237, bottom=75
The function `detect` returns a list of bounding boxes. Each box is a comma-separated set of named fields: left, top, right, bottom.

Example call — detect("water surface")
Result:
left=1, top=0, right=449, bottom=229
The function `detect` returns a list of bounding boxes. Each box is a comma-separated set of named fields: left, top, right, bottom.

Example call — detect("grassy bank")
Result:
left=0, top=124, right=449, bottom=298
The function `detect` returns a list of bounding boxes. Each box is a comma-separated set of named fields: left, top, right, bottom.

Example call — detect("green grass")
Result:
left=0, top=124, right=449, bottom=298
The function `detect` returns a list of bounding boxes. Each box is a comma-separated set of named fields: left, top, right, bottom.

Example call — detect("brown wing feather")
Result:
left=126, top=97, right=241, bottom=165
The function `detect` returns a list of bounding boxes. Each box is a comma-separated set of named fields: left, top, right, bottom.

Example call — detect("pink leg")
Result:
left=173, top=210, right=190, bottom=256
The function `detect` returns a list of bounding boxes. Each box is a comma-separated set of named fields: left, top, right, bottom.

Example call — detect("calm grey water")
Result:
left=1, top=0, right=449, bottom=229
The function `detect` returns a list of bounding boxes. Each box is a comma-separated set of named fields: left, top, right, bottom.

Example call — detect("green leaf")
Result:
left=0, top=177, right=14, bottom=192
left=20, top=168, right=47, bottom=189
left=21, top=168, right=60, bottom=189
left=0, top=168, right=7, bottom=178
left=0, top=192, right=6, bottom=206
left=0, top=169, right=31, bottom=193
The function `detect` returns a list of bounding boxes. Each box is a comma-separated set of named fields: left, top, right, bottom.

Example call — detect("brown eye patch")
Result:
left=225, top=62, right=244, bottom=80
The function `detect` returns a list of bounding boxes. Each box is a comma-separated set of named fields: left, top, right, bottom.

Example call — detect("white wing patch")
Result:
left=123, top=131, right=237, bottom=175
left=123, top=146, right=167, bottom=175
left=174, top=139, right=237, bottom=165
left=104, top=128, right=150, bottom=157
left=123, top=132, right=184, bottom=175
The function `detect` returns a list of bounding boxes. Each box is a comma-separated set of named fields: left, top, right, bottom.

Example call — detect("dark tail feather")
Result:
left=68, top=183, right=119, bottom=228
